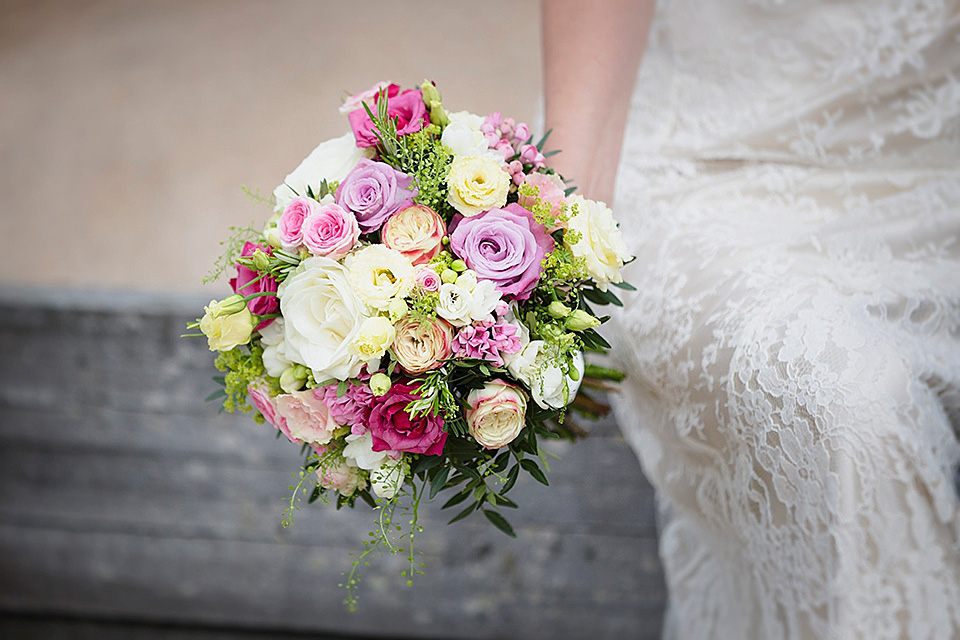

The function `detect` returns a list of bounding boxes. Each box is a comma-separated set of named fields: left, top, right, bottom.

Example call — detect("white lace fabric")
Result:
left=610, top=1, right=960, bottom=638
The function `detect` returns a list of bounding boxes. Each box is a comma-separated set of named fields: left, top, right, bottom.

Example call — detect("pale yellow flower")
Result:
left=446, top=155, right=510, bottom=217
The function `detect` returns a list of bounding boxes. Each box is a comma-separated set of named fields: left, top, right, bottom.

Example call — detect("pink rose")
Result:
left=248, top=381, right=297, bottom=444
left=368, top=380, right=447, bottom=456
left=415, top=266, right=442, bottom=292
left=316, top=459, right=366, bottom=497
left=393, top=317, right=454, bottom=374
left=275, top=389, right=342, bottom=445
left=230, top=241, right=278, bottom=329
left=381, top=204, right=446, bottom=265
left=465, top=380, right=527, bottom=450
left=519, top=172, right=567, bottom=229
left=279, top=196, right=319, bottom=252
left=348, top=89, right=428, bottom=148
left=301, top=203, right=360, bottom=260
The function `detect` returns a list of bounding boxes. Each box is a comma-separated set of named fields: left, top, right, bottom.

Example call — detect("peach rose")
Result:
left=392, top=317, right=454, bottom=374
left=381, top=204, right=447, bottom=265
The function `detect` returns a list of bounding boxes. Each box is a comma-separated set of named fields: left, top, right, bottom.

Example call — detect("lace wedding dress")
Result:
left=609, top=1, right=960, bottom=638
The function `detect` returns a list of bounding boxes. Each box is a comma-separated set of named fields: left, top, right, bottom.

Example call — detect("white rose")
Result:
left=259, top=318, right=292, bottom=378
left=273, top=133, right=374, bottom=212
left=343, top=432, right=392, bottom=470
left=346, top=245, right=416, bottom=311
left=564, top=195, right=633, bottom=291
left=370, top=457, right=407, bottom=499
left=441, top=111, right=492, bottom=158
left=466, top=380, right=527, bottom=449
left=507, top=340, right=584, bottom=409
left=500, top=304, right=531, bottom=371
left=279, top=256, right=370, bottom=381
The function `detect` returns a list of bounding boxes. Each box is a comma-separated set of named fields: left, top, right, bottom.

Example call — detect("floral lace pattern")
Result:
left=610, top=1, right=960, bottom=638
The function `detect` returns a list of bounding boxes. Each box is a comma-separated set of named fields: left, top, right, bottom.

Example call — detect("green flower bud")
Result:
left=215, top=294, right=248, bottom=317
left=252, top=249, right=271, bottom=271
left=567, top=360, right=581, bottom=382
left=441, top=268, right=458, bottom=284
left=450, top=259, right=467, bottom=273
left=263, top=225, right=282, bottom=248
left=292, top=364, right=309, bottom=380
left=419, top=80, right=450, bottom=127
left=539, top=323, right=567, bottom=343
left=369, top=372, right=392, bottom=397
left=565, top=309, right=601, bottom=331
left=279, top=367, right=305, bottom=393
left=547, top=301, right=572, bottom=319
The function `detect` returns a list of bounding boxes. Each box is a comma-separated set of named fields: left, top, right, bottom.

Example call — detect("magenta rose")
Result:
left=230, top=242, right=278, bottom=329
left=449, top=203, right=554, bottom=301
left=279, top=196, right=318, bottom=251
left=336, top=158, right=417, bottom=233
left=301, top=203, right=360, bottom=259
left=348, top=88, right=428, bottom=148
left=368, top=380, right=447, bottom=456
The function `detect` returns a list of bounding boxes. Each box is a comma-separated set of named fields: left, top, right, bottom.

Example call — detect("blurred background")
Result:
left=0, top=1, right=664, bottom=638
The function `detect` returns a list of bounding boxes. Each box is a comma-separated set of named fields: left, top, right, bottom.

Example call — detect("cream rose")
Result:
left=279, top=256, right=370, bottom=381
left=275, top=389, right=341, bottom=445
left=199, top=294, right=255, bottom=352
left=347, top=245, right=416, bottom=311
left=273, top=133, right=374, bottom=212
left=446, top=155, right=510, bottom=217
left=381, top=204, right=446, bottom=265
left=393, top=317, right=454, bottom=374
left=564, top=195, right=632, bottom=291
left=348, top=315, right=396, bottom=363
left=466, top=380, right=527, bottom=449
left=507, top=340, right=584, bottom=409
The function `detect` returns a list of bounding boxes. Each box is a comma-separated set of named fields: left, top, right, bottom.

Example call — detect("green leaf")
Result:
left=491, top=451, right=510, bottom=473
left=456, top=464, right=483, bottom=484
left=611, top=280, right=637, bottom=291
left=356, top=489, right=377, bottom=509
left=520, top=459, right=549, bottom=486
left=447, top=501, right=478, bottom=525
left=212, top=375, right=226, bottom=385
left=411, top=455, right=444, bottom=477
left=205, top=389, right=227, bottom=402
left=337, top=380, right=349, bottom=398
left=535, top=128, right=552, bottom=152
left=308, top=485, right=322, bottom=504
left=489, top=492, right=518, bottom=509
left=482, top=509, right=517, bottom=537
left=441, top=488, right=471, bottom=510
left=429, top=466, right=450, bottom=499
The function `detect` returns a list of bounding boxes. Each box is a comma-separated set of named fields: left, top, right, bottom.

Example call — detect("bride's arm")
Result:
left=542, top=0, right=656, bottom=205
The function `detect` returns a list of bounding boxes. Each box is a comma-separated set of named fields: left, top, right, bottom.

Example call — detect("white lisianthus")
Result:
left=348, top=316, right=396, bottom=364
left=441, top=111, right=495, bottom=159
left=259, top=318, right=293, bottom=378
left=507, top=340, right=584, bottom=409
left=446, top=155, right=510, bottom=217
left=273, top=133, right=374, bottom=212
left=435, top=270, right=502, bottom=326
left=466, top=380, right=527, bottom=449
left=346, top=245, right=416, bottom=311
left=278, top=256, right=370, bottom=381
left=342, top=432, right=393, bottom=470
left=564, top=195, right=633, bottom=291
left=370, top=457, right=407, bottom=499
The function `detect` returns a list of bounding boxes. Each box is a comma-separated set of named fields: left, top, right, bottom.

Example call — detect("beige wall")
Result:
left=0, top=0, right=541, bottom=296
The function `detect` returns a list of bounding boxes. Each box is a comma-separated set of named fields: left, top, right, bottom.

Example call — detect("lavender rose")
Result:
left=336, top=158, right=417, bottom=233
left=368, top=380, right=447, bottom=456
left=449, top=203, right=554, bottom=301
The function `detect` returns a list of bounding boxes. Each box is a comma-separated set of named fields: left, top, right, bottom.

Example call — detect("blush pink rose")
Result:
left=415, top=266, right=442, bottom=292
left=465, top=380, right=527, bottom=449
left=279, top=196, right=319, bottom=252
left=348, top=89, right=428, bottom=148
left=519, top=172, right=567, bottom=229
left=393, top=317, right=454, bottom=374
left=275, top=389, right=342, bottom=445
left=368, top=380, right=447, bottom=456
left=316, top=459, right=366, bottom=497
left=230, top=241, right=278, bottom=329
left=301, top=203, right=360, bottom=260
left=381, top=204, right=446, bottom=265
left=248, top=382, right=297, bottom=444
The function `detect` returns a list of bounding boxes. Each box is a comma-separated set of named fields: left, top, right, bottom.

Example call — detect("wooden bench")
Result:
left=0, top=288, right=665, bottom=639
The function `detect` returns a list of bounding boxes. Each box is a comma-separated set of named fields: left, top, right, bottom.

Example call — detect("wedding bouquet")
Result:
left=187, top=80, right=633, bottom=606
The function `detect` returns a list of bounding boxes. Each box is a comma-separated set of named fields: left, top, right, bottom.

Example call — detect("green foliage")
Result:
left=203, top=224, right=261, bottom=284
